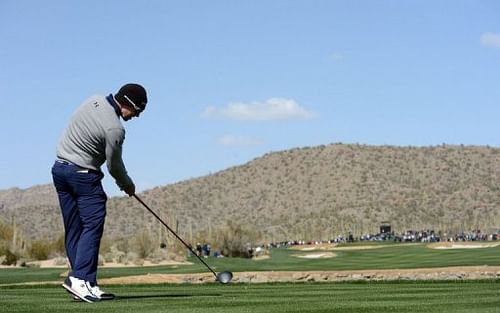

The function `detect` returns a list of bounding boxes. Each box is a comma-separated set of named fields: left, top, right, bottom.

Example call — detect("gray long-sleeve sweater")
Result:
left=56, top=95, right=134, bottom=190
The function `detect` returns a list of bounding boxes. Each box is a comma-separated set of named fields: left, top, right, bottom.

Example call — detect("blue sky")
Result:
left=1, top=1, right=499, bottom=194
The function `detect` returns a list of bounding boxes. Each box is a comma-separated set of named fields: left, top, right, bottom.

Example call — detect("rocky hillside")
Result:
left=0, top=184, right=56, bottom=209
left=1, top=144, right=500, bottom=243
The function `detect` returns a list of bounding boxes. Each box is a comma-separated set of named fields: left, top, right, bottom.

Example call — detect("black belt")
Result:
left=56, top=159, right=73, bottom=166
left=56, top=159, right=102, bottom=174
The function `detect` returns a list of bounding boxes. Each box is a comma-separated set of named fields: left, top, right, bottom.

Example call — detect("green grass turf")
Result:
left=1, top=281, right=499, bottom=313
left=1, top=243, right=499, bottom=285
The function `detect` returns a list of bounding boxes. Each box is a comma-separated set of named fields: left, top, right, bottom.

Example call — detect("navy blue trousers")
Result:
left=51, top=161, right=107, bottom=285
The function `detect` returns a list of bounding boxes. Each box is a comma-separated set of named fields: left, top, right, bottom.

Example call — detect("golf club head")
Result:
left=216, top=271, right=233, bottom=284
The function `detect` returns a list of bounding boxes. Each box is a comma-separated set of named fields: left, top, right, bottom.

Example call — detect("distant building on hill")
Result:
left=380, top=221, right=391, bottom=234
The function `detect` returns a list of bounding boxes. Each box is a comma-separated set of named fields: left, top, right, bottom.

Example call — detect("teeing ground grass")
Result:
left=1, top=281, right=499, bottom=313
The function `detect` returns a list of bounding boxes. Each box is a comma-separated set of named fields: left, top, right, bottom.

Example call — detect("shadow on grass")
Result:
left=115, top=293, right=222, bottom=300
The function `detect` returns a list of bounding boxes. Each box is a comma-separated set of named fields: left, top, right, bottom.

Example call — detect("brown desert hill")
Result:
left=0, top=184, right=56, bottom=209
left=1, top=143, right=500, bottom=243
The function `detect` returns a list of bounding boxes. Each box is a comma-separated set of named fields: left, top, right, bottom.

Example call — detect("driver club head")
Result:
left=216, top=271, right=233, bottom=284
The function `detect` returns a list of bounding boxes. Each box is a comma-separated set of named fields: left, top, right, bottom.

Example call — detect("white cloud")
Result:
left=480, top=32, right=500, bottom=48
left=218, top=135, right=263, bottom=146
left=330, top=52, right=344, bottom=61
left=203, top=98, right=318, bottom=121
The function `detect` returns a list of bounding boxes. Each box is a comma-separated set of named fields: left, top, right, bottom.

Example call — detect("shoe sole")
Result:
left=62, top=283, right=98, bottom=303
left=99, top=295, right=115, bottom=301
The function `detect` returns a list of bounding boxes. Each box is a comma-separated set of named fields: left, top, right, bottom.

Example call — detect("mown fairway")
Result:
left=1, top=243, right=499, bottom=312
left=1, top=281, right=499, bottom=313
left=1, top=242, right=500, bottom=285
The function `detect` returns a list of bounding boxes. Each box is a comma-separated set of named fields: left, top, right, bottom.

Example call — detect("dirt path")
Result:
left=2, top=266, right=499, bottom=287
left=98, top=266, right=500, bottom=285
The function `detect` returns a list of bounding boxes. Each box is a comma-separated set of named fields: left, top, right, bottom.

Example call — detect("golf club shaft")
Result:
left=132, top=194, right=218, bottom=277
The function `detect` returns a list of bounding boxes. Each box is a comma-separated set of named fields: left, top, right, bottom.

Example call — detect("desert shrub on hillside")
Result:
left=29, top=239, right=52, bottom=260
left=0, top=220, right=22, bottom=264
left=219, top=222, right=260, bottom=258
left=0, top=221, right=13, bottom=241
left=0, top=247, right=18, bottom=265
left=99, top=237, right=113, bottom=256
left=131, top=230, right=156, bottom=259
left=53, top=234, right=65, bottom=254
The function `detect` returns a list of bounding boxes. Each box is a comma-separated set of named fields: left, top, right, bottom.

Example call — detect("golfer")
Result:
left=51, top=83, right=147, bottom=303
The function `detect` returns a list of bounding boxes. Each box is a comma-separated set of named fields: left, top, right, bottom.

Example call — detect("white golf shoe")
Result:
left=89, top=285, right=115, bottom=300
left=62, top=276, right=100, bottom=303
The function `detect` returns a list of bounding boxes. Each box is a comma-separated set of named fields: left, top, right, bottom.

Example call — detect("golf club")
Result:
left=132, top=194, right=233, bottom=284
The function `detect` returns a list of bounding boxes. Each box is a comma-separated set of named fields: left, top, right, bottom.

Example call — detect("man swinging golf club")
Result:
left=51, top=83, right=147, bottom=303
